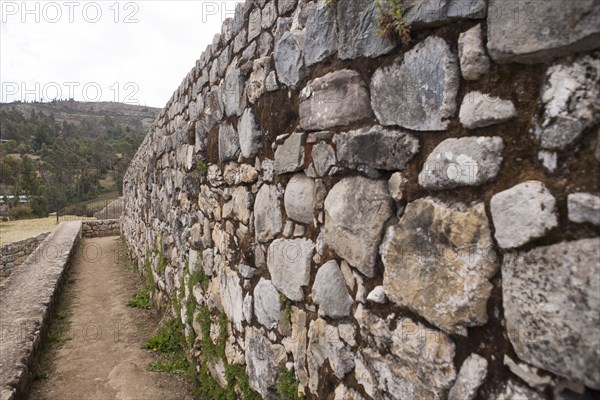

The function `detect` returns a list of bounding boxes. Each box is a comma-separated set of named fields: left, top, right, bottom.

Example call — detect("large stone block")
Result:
left=324, top=176, right=393, bottom=277
left=487, top=0, right=600, bottom=63
left=274, top=31, right=307, bottom=89
left=218, top=122, right=240, bottom=162
left=245, top=327, right=287, bottom=397
left=254, top=184, right=283, bottom=242
left=418, top=136, right=504, bottom=189
left=336, top=0, right=395, bottom=59
left=274, top=132, right=305, bottom=175
left=304, top=0, right=338, bottom=66
left=284, top=174, right=315, bottom=225
left=267, top=238, right=314, bottom=301
left=254, top=278, right=281, bottom=330
left=371, top=36, right=459, bottom=131
left=503, top=238, right=600, bottom=389
left=403, top=0, right=487, bottom=28
left=238, top=108, right=262, bottom=159
left=299, top=70, right=373, bottom=131
left=490, top=181, right=558, bottom=249
left=312, top=260, right=353, bottom=318
left=381, top=198, right=498, bottom=335
left=335, top=126, right=419, bottom=171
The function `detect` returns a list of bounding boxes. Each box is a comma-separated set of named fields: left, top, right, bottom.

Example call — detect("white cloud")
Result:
left=0, top=0, right=241, bottom=107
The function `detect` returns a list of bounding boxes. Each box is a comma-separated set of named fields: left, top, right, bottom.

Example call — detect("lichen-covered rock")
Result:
left=261, top=1, right=277, bottom=29
left=371, top=36, right=459, bottom=131
left=218, top=122, right=240, bottom=162
left=219, top=267, right=244, bottom=331
left=503, top=238, right=600, bottom=389
left=312, top=260, right=353, bottom=318
left=248, top=8, right=262, bottom=42
left=245, top=327, right=287, bottom=398
left=459, top=92, right=517, bottom=128
left=496, top=380, right=545, bottom=400
left=336, top=0, right=395, bottom=59
left=418, top=136, right=504, bottom=189
left=254, top=184, right=282, bottom=242
left=381, top=198, right=498, bottom=335
left=274, top=31, right=307, bottom=89
left=568, top=192, right=600, bottom=225
left=535, top=53, right=600, bottom=150
left=238, top=108, right=261, bottom=159
left=304, top=0, right=337, bottom=66
left=284, top=174, right=315, bottom=224
left=490, top=181, right=558, bottom=249
left=254, top=278, right=281, bottom=330
left=487, top=0, right=600, bottom=64
left=267, top=238, right=314, bottom=301
left=324, top=176, right=393, bottom=277
left=335, top=126, right=419, bottom=171
left=403, top=0, right=486, bottom=28
left=299, top=70, right=373, bottom=131
left=448, top=353, right=488, bottom=400
left=278, top=0, right=297, bottom=15
left=274, top=132, right=305, bottom=175
left=354, top=307, right=456, bottom=400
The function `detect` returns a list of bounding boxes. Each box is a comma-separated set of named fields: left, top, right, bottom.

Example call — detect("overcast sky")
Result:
left=0, top=0, right=242, bottom=108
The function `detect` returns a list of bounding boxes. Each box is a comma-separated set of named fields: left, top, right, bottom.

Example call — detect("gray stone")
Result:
left=254, top=278, right=281, bottom=330
left=403, top=0, right=487, bottom=28
left=238, top=263, right=256, bottom=279
left=311, top=142, right=336, bottom=177
left=366, top=286, right=386, bottom=304
left=242, top=41, right=257, bottom=62
left=336, top=0, right=395, bottom=60
left=232, top=186, right=251, bottom=224
left=223, top=65, right=246, bottom=117
left=204, top=86, right=224, bottom=131
left=354, top=308, right=456, bottom=400
left=245, top=327, right=287, bottom=398
left=247, top=56, right=272, bottom=104
left=458, top=23, right=490, bottom=81
left=257, top=31, right=273, bottom=56
left=248, top=8, right=262, bottom=41
left=234, top=29, right=248, bottom=54
left=448, top=353, right=488, bottom=400
left=274, top=31, right=307, bottom=89
left=217, top=46, right=231, bottom=78
left=278, top=0, right=297, bottom=15
left=307, top=318, right=355, bottom=394
left=254, top=184, right=283, bottom=242
left=381, top=198, right=498, bottom=335
left=335, top=126, right=419, bottom=171
left=265, top=71, right=278, bottom=91
left=284, top=174, right=315, bottom=224
left=568, top=192, right=600, bottom=225
left=538, top=150, right=557, bottom=173
left=312, top=260, right=353, bottom=318
left=503, top=238, right=600, bottom=389
left=490, top=181, right=558, bottom=249
left=219, top=267, right=244, bottom=331
left=371, top=36, right=459, bottom=131
left=487, top=0, right=600, bottom=64
left=238, top=108, right=262, bottom=159
left=418, top=136, right=504, bottom=189
left=218, top=122, right=240, bottom=162
left=324, top=176, right=393, bottom=277
left=274, top=132, right=305, bottom=175
left=232, top=2, right=247, bottom=35
left=299, top=70, right=373, bottom=131
left=304, top=1, right=338, bottom=66
left=503, top=355, right=552, bottom=391
left=261, top=1, right=277, bottom=29
left=536, top=54, right=600, bottom=150
left=267, top=238, right=314, bottom=301
left=459, top=92, right=517, bottom=128
left=274, top=17, right=292, bottom=44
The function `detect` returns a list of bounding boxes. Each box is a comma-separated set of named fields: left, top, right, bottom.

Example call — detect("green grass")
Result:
left=144, top=318, right=186, bottom=354
left=376, top=0, right=411, bottom=45
left=127, top=286, right=152, bottom=309
left=275, top=369, right=304, bottom=400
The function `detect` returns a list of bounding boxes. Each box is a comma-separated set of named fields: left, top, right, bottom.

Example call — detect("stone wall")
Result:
left=121, top=1, right=600, bottom=399
left=82, top=219, right=121, bottom=237
left=0, top=233, right=50, bottom=277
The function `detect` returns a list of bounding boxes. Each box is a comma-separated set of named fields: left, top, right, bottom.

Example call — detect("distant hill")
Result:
left=0, top=100, right=160, bottom=141
left=0, top=101, right=161, bottom=218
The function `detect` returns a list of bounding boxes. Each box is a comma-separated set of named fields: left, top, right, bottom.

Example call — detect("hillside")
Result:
left=0, top=101, right=160, bottom=218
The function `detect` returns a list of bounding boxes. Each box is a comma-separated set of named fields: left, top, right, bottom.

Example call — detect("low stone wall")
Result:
left=0, top=222, right=82, bottom=400
left=82, top=219, right=120, bottom=237
left=0, top=233, right=50, bottom=277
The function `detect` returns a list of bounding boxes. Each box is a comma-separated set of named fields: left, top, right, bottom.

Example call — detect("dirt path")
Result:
left=29, top=236, right=195, bottom=400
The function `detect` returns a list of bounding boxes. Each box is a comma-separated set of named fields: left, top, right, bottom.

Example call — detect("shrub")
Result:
left=10, top=204, right=33, bottom=220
